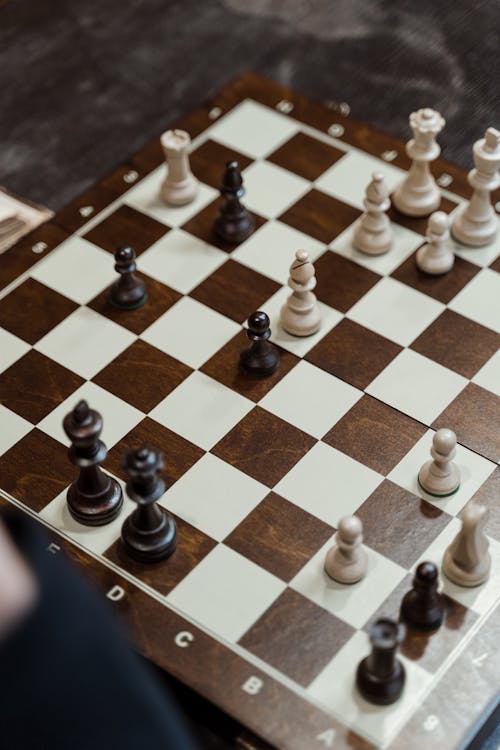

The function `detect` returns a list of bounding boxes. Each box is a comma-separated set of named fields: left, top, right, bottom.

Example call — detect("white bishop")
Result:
left=280, top=250, right=321, bottom=337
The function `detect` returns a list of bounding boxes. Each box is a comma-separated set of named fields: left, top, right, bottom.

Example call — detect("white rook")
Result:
left=160, top=129, right=199, bottom=206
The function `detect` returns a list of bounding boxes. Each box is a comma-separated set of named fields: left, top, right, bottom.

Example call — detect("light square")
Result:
left=124, top=167, right=218, bottom=227
left=472, top=348, right=500, bottom=397
left=275, top=441, right=383, bottom=527
left=260, top=360, right=362, bottom=439
left=166, top=544, right=286, bottom=643
left=315, top=149, right=405, bottom=209
left=37, top=380, right=144, bottom=448
left=208, top=100, right=299, bottom=158
left=366, top=349, right=467, bottom=425
left=291, top=537, right=406, bottom=629
left=449, top=268, right=500, bottom=332
left=242, top=160, right=310, bottom=219
left=308, top=630, right=433, bottom=748
left=138, top=228, right=226, bottom=294
left=0, top=327, right=30, bottom=373
left=161, top=453, right=268, bottom=541
left=150, top=371, right=253, bottom=450
left=0, top=405, right=33, bottom=455
left=347, top=277, right=444, bottom=346
left=35, top=307, right=136, bottom=379
left=331, top=222, right=423, bottom=276
left=141, top=297, right=240, bottom=368
left=389, top=429, right=498, bottom=516
left=31, top=236, right=116, bottom=304
left=231, top=220, right=325, bottom=285
left=39, top=480, right=134, bottom=555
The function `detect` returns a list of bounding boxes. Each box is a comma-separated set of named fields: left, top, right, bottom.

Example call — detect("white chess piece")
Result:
left=324, top=515, right=368, bottom=584
left=416, top=211, right=454, bottom=274
left=418, top=428, right=460, bottom=497
left=280, top=250, right=321, bottom=337
left=392, top=108, right=445, bottom=217
left=353, top=172, right=392, bottom=255
left=160, top=129, right=199, bottom=206
left=442, top=501, right=491, bottom=587
left=451, top=127, right=500, bottom=247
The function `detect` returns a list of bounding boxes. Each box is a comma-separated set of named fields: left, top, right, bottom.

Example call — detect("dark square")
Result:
left=83, top=204, right=169, bottom=255
left=212, top=406, right=315, bottom=487
left=182, top=198, right=266, bottom=253
left=411, top=310, right=500, bottom=379
left=0, top=350, right=84, bottom=422
left=107, top=417, right=204, bottom=485
left=190, top=259, right=280, bottom=323
left=224, top=492, right=334, bottom=582
left=201, top=331, right=300, bottom=403
left=88, top=271, right=181, bottom=335
left=364, top=574, right=478, bottom=674
left=0, top=430, right=74, bottom=511
left=0, top=278, right=77, bottom=345
left=433, top=383, right=500, bottom=463
left=490, top=256, right=500, bottom=273
left=471, top=468, right=500, bottom=544
left=92, top=340, right=192, bottom=412
left=267, top=132, right=345, bottom=182
left=104, top=514, right=216, bottom=596
left=306, top=319, right=402, bottom=390
left=323, top=395, right=427, bottom=475
left=357, top=480, right=452, bottom=567
left=279, top=189, right=361, bottom=244
left=314, top=252, right=380, bottom=312
left=190, top=139, right=253, bottom=189
left=391, top=252, right=479, bottom=304
left=239, top=588, right=355, bottom=687
left=388, top=196, right=458, bottom=236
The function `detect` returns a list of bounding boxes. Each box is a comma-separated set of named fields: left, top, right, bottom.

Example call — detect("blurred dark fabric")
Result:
left=1, top=0, right=499, bottom=210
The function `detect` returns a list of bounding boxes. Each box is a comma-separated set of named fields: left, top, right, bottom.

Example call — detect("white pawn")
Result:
left=324, top=515, right=367, bottom=584
left=452, top=127, right=500, bottom=247
left=160, top=129, right=199, bottom=206
left=416, top=211, right=454, bottom=274
left=392, top=108, right=445, bottom=217
left=418, top=428, right=460, bottom=497
left=443, top=501, right=491, bottom=587
left=280, top=250, right=321, bottom=337
left=352, top=172, right=392, bottom=255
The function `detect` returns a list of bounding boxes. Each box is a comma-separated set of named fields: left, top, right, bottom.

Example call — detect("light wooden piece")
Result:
left=416, top=211, right=454, bottom=274
left=324, top=515, right=368, bottom=584
left=280, top=249, right=321, bottom=337
left=352, top=172, right=392, bottom=255
left=418, top=428, right=460, bottom=497
left=442, top=501, right=491, bottom=587
left=392, top=108, right=445, bottom=217
left=451, top=127, right=500, bottom=247
left=160, top=129, right=199, bottom=206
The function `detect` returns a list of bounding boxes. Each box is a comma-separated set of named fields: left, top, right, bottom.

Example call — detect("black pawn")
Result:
left=400, top=561, right=445, bottom=631
left=109, top=246, right=147, bottom=310
left=356, top=618, right=406, bottom=706
left=240, top=311, right=280, bottom=377
left=214, top=160, right=255, bottom=244
left=121, top=446, right=177, bottom=563
left=63, top=400, right=123, bottom=526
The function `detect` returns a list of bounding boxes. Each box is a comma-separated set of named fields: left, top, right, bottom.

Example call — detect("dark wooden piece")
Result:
left=108, top=246, right=147, bottom=310
left=214, top=161, right=255, bottom=243
left=121, top=446, right=177, bottom=562
left=63, top=400, right=123, bottom=525
left=239, top=311, right=279, bottom=377
left=356, top=618, right=406, bottom=706
left=400, top=561, right=445, bottom=631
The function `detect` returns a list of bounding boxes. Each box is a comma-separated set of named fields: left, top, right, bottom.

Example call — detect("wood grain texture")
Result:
left=181, top=198, right=266, bottom=253
left=190, top=139, right=253, bottom=189
left=314, top=251, right=380, bottom=313
left=279, top=188, right=361, bottom=244
left=391, top=251, right=479, bottom=304
left=0, top=222, right=68, bottom=292
left=83, top=204, right=169, bottom=255
left=267, top=131, right=345, bottom=181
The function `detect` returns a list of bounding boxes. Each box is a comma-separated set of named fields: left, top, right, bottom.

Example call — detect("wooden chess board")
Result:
left=0, top=74, right=499, bottom=750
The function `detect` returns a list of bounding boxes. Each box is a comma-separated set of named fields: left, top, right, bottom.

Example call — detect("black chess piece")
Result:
left=109, top=246, right=147, bottom=309
left=400, top=561, right=445, bottom=631
left=63, top=400, right=123, bottom=526
left=121, top=446, right=177, bottom=563
left=356, top=618, right=406, bottom=705
left=214, top=160, right=255, bottom=243
left=240, top=311, right=280, bottom=377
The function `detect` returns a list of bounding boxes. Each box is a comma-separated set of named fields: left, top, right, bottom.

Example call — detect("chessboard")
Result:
left=0, top=74, right=499, bottom=750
